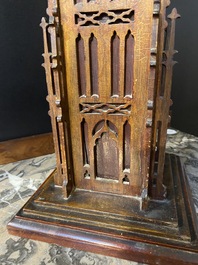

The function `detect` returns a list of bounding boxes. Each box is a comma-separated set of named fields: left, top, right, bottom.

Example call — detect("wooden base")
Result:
left=8, top=154, right=198, bottom=264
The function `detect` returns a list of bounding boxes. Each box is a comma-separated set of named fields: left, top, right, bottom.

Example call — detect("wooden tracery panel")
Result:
left=58, top=0, right=154, bottom=197
left=9, top=3, right=198, bottom=262
left=42, top=0, right=180, bottom=201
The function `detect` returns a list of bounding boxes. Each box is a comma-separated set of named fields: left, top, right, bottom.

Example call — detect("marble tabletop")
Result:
left=0, top=129, right=197, bottom=265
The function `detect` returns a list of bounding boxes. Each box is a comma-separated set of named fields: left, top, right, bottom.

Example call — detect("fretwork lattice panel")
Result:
left=59, top=0, right=155, bottom=197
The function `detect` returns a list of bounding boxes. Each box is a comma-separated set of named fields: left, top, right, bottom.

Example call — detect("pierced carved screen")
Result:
left=42, top=0, right=179, bottom=202
left=59, top=0, right=153, bottom=197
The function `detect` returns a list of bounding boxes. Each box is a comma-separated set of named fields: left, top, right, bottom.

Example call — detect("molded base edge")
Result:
left=7, top=154, right=198, bottom=264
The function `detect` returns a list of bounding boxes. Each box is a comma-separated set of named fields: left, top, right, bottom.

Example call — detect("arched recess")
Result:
left=76, top=34, right=86, bottom=96
left=81, top=118, right=89, bottom=166
left=111, top=31, right=120, bottom=97
left=124, top=30, right=134, bottom=97
left=93, top=120, right=119, bottom=180
left=89, top=33, right=98, bottom=96
left=123, top=120, right=131, bottom=170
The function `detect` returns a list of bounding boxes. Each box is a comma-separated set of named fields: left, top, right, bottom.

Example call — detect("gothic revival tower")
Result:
left=8, top=1, right=198, bottom=263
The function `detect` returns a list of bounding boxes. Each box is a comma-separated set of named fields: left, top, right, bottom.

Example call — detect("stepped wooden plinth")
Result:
left=7, top=1, right=198, bottom=263
left=8, top=154, right=198, bottom=265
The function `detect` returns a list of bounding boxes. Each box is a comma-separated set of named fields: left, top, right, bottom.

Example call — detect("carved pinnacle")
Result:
left=40, top=17, right=48, bottom=29
left=168, top=8, right=181, bottom=20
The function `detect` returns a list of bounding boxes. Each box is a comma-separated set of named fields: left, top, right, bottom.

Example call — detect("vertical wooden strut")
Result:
left=40, top=4, right=74, bottom=197
left=149, top=6, right=180, bottom=199
left=9, top=2, right=198, bottom=263
left=56, top=0, right=154, bottom=205
left=41, top=0, right=180, bottom=203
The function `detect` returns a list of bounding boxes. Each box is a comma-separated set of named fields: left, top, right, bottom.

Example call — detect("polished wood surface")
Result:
left=8, top=154, right=198, bottom=264
left=8, top=1, right=197, bottom=264
left=60, top=0, right=153, bottom=199
left=40, top=0, right=180, bottom=204
left=0, top=133, right=54, bottom=165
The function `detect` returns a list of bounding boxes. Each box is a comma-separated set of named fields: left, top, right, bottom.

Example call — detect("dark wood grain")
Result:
left=40, top=0, right=179, bottom=204
left=8, top=1, right=195, bottom=264
left=40, top=0, right=180, bottom=205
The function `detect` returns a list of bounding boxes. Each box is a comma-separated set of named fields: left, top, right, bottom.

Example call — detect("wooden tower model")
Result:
left=42, top=0, right=178, bottom=205
left=8, top=0, right=198, bottom=264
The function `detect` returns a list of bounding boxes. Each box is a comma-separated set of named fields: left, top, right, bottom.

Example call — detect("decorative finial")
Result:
left=168, top=8, right=181, bottom=20
left=40, top=17, right=48, bottom=28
